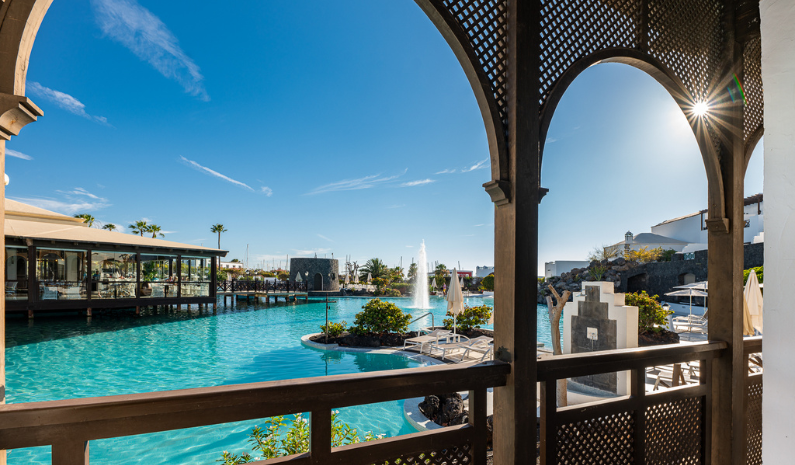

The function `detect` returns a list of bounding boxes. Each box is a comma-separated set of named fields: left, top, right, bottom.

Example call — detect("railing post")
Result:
left=631, top=368, right=646, bottom=464
left=539, top=379, right=556, bottom=465
left=310, top=409, right=331, bottom=464
left=469, top=388, right=488, bottom=465
left=52, top=441, right=89, bottom=465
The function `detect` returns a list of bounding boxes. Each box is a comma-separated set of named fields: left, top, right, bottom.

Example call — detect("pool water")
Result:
left=4, top=296, right=556, bottom=464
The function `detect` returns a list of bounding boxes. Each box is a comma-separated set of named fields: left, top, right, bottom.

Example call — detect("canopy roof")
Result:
left=4, top=199, right=226, bottom=256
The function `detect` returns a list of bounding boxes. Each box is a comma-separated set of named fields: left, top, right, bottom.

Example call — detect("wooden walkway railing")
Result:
left=217, top=280, right=308, bottom=293
left=0, top=361, right=510, bottom=465
left=538, top=341, right=728, bottom=465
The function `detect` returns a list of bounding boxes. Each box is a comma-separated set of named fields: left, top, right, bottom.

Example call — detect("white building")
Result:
left=609, top=232, right=690, bottom=254
left=544, top=260, right=591, bottom=279
left=220, top=261, right=244, bottom=270
left=475, top=266, right=494, bottom=278
left=649, top=193, right=763, bottom=253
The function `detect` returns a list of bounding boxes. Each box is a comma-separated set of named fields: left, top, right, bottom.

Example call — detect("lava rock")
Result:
left=419, top=395, right=440, bottom=419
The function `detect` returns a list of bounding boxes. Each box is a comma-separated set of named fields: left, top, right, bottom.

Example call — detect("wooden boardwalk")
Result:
left=219, top=290, right=309, bottom=305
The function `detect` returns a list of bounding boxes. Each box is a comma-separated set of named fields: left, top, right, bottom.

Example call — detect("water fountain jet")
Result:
left=412, top=241, right=431, bottom=309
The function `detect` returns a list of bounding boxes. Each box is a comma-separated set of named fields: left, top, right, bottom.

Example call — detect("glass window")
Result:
left=181, top=256, right=211, bottom=297
left=37, top=249, right=87, bottom=300
left=91, top=252, right=137, bottom=299
left=140, top=254, right=178, bottom=298
left=5, top=247, right=28, bottom=300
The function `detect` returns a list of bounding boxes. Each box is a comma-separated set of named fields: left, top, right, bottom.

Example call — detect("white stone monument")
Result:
left=563, top=281, right=638, bottom=395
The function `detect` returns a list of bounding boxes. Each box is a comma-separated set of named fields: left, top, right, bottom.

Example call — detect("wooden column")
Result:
left=491, top=2, right=541, bottom=464
left=0, top=141, right=6, bottom=426
left=705, top=48, right=747, bottom=464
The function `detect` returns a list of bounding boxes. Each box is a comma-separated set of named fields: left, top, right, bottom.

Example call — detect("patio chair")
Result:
left=650, top=363, right=698, bottom=390
left=403, top=329, right=452, bottom=354
left=432, top=336, right=494, bottom=361
left=672, top=310, right=708, bottom=333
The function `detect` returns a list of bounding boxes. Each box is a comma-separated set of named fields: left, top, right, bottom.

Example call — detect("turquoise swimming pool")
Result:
left=4, top=296, right=556, bottom=464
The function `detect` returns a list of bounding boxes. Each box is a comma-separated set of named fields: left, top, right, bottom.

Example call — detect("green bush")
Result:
left=625, top=291, right=672, bottom=333
left=443, top=305, right=493, bottom=332
left=743, top=266, right=763, bottom=284
left=480, top=273, right=494, bottom=291
left=219, top=413, right=383, bottom=464
left=659, top=249, right=677, bottom=262
left=352, top=299, right=412, bottom=335
left=319, top=321, right=347, bottom=338
left=391, top=283, right=411, bottom=294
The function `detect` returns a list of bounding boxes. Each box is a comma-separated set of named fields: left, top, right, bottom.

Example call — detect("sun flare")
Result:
left=693, top=101, right=709, bottom=117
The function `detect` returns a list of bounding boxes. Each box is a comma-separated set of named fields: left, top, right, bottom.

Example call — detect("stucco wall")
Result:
left=760, top=1, right=795, bottom=461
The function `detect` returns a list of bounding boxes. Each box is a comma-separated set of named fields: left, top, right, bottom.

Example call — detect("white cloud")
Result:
left=28, top=82, right=109, bottom=124
left=317, top=234, right=334, bottom=243
left=10, top=197, right=110, bottom=215
left=57, top=187, right=106, bottom=201
left=462, top=159, right=489, bottom=172
left=306, top=170, right=406, bottom=195
left=6, top=149, right=32, bottom=160
left=435, top=168, right=457, bottom=174
left=546, top=138, right=558, bottom=144
left=160, top=230, right=177, bottom=235
left=180, top=156, right=254, bottom=191
left=401, top=179, right=435, bottom=187
left=261, top=186, right=273, bottom=196
left=90, top=0, right=209, bottom=101
left=406, top=245, right=414, bottom=248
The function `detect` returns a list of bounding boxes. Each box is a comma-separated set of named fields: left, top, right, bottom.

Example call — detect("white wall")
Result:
left=651, top=214, right=705, bottom=244
left=545, top=260, right=590, bottom=279
left=761, top=1, right=795, bottom=462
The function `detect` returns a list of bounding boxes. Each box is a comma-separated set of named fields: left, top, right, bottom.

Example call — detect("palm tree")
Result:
left=360, top=258, right=389, bottom=282
left=102, top=223, right=117, bottom=232
left=210, top=224, right=227, bottom=250
left=129, top=220, right=148, bottom=236
left=74, top=213, right=95, bottom=227
left=407, top=263, right=418, bottom=281
left=148, top=224, right=165, bottom=238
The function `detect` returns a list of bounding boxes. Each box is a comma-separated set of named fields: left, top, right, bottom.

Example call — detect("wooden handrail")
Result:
left=0, top=361, right=509, bottom=458
left=536, top=340, right=727, bottom=382
left=743, top=336, right=762, bottom=354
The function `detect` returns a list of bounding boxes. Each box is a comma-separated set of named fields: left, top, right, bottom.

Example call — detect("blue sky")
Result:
left=8, top=0, right=763, bottom=275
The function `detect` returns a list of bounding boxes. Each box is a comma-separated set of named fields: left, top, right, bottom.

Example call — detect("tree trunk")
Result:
left=547, top=285, right=571, bottom=407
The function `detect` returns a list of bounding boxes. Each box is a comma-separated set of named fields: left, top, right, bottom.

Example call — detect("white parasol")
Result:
left=447, top=269, right=465, bottom=335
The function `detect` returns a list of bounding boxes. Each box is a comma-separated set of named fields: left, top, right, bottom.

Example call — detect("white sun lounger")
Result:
left=432, top=336, right=494, bottom=361
left=403, top=329, right=453, bottom=354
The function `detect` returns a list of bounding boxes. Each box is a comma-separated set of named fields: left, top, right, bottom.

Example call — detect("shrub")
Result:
left=219, top=413, right=383, bottom=464
left=625, top=246, right=664, bottom=263
left=625, top=291, right=672, bottom=333
left=277, top=272, right=289, bottom=281
left=391, top=283, right=411, bottom=294
left=659, top=249, right=677, bottom=262
left=443, top=305, right=493, bottom=332
left=352, top=299, right=412, bottom=335
left=743, top=266, right=763, bottom=284
left=383, top=288, right=401, bottom=297
left=480, top=273, right=494, bottom=291
left=217, top=269, right=229, bottom=282
left=588, top=265, right=607, bottom=281
left=319, top=321, right=347, bottom=338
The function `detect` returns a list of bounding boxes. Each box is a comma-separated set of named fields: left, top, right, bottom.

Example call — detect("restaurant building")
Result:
left=4, top=199, right=226, bottom=316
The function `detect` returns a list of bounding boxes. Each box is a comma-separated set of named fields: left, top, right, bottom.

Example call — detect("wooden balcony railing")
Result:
left=743, top=336, right=763, bottom=465
left=0, top=361, right=510, bottom=465
left=538, top=341, right=728, bottom=465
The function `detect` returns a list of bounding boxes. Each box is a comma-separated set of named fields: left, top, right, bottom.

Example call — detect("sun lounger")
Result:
left=672, top=311, right=709, bottom=333
left=432, top=336, right=494, bottom=361
left=449, top=339, right=494, bottom=363
left=403, top=329, right=452, bottom=354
